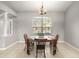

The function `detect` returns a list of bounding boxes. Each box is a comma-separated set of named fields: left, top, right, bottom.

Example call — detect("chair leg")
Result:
left=24, top=46, right=26, bottom=51
left=36, top=49, right=37, bottom=58
left=44, top=49, right=46, bottom=58
left=53, top=47, right=56, bottom=55
left=27, top=49, right=30, bottom=55
left=53, top=50, right=56, bottom=55
left=24, top=48, right=25, bottom=51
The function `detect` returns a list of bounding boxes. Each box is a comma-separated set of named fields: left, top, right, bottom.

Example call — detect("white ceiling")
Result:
left=2, top=1, right=73, bottom=12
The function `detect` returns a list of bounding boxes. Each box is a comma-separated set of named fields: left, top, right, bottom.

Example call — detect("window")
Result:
left=32, top=16, right=52, bottom=36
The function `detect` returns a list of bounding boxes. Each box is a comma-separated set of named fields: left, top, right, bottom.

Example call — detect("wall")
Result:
left=0, top=2, right=16, bottom=16
left=65, top=2, right=79, bottom=48
left=0, top=36, right=5, bottom=48
left=0, top=14, right=5, bottom=35
left=0, top=2, right=17, bottom=49
left=4, top=17, right=17, bottom=48
left=16, top=11, right=64, bottom=41
left=0, top=17, right=17, bottom=49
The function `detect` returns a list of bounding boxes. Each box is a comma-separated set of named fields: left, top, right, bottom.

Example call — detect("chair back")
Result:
left=24, top=34, right=30, bottom=48
left=35, top=38, right=47, bottom=57
left=55, top=34, right=59, bottom=40
left=35, top=38, right=47, bottom=45
left=24, top=34, right=27, bottom=44
left=53, top=34, right=59, bottom=47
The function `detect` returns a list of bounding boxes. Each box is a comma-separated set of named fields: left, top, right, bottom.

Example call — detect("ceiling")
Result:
left=2, top=1, right=73, bottom=12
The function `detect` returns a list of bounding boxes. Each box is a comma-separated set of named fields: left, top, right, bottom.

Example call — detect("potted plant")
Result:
left=37, top=32, right=44, bottom=38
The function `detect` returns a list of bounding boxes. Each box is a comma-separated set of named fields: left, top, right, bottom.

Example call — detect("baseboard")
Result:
left=0, top=41, right=17, bottom=50
left=65, top=42, right=79, bottom=52
left=5, top=41, right=17, bottom=50
left=58, top=41, right=64, bottom=43
left=17, top=41, right=24, bottom=43
left=0, top=48, right=6, bottom=50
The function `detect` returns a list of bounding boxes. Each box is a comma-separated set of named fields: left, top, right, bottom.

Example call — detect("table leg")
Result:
left=53, top=46, right=56, bottom=55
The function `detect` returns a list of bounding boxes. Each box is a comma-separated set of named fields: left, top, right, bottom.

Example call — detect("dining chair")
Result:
left=24, top=34, right=30, bottom=55
left=50, top=34, right=59, bottom=55
left=35, top=38, right=47, bottom=58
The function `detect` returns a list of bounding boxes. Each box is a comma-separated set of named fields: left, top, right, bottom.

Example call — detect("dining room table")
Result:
left=31, top=35, right=55, bottom=41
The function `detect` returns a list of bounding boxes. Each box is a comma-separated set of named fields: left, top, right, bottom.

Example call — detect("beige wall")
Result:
left=65, top=2, right=79, bottom=48
left=15, top=11, right=64, bottom=41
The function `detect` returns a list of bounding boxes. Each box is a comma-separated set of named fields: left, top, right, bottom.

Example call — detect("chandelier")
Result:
left=40, top=2, right=46, bottom=15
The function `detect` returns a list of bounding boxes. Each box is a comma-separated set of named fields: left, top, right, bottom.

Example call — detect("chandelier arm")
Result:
left=40, top=2, right=46, bottom=15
